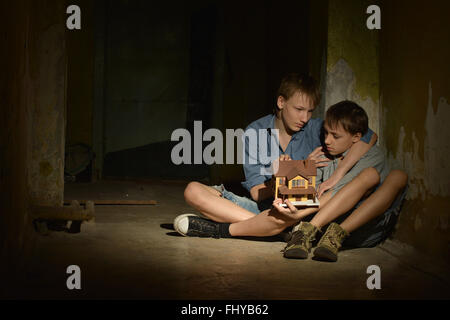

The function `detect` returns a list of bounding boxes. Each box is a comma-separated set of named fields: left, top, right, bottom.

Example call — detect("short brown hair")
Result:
left=325, top=100, right=368, bottom=135
left=276, top=73, right=320, bottom=109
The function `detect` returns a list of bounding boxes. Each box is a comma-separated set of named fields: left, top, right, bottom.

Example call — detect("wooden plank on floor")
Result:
left=64, top=199, right=157, bottom=205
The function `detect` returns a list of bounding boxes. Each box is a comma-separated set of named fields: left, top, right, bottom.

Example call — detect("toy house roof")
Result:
left=273, top=160, right=316, bottom=180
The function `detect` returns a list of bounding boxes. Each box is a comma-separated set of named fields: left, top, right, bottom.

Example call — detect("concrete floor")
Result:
left=10, top=180, right=450, bottom=299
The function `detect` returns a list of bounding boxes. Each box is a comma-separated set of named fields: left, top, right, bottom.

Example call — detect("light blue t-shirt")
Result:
left=241, top=114, right=374, bottom=192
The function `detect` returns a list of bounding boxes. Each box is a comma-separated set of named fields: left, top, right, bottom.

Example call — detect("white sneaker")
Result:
left=173, top=213, right=198, bottom=236
left=173, top=213, right=221, bottom=238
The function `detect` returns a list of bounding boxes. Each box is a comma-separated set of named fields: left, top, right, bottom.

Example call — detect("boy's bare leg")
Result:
left=183, top=182, right=256, bottom=223
left=228, top=208, right=297, bottom=237
left=340, top=170, right=408, bottom=233
left=309, top=167, right=380, bottom=229
left=228, top=168, right=402, bottom=238
left=229, top=191, right=334, bottom=237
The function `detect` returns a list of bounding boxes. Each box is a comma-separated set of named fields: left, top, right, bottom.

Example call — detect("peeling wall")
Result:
left=325, top=0, right=380, bottom=136
left=326, top=59, right=379, bottom=136
left=380, top=0, right=450, bottom=262
left=388, top=86, right=450, bottom=200
left=320, top=0, right=450, bottom=262
left=424, top=92, right=450, bottom=197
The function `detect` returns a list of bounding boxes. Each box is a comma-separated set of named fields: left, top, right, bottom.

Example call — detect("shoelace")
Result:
left=326, top=235, right=338, bottom=248
left=324, top=230, right=346, bottom=248
left=191, top=217, right=220, bottom=237
left=195, top=218, right=215, bottom=229
left=286, top=231, right=314, bottom=248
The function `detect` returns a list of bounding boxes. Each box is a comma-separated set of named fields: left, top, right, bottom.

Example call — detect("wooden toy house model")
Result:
left=273, top=159, right=319, bottom=207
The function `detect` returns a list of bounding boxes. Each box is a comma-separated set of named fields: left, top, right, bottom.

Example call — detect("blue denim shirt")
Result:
left=241, top=114, right=374, bottom=192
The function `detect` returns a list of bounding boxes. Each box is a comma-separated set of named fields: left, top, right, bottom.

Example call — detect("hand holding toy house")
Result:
left=273, top=159, right=319, bottom=207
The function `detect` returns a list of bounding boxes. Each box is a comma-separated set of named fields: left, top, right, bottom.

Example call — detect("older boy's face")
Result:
left=323, top=122, right=360, bottom=156
left=277, top=91, right=314, bottom=133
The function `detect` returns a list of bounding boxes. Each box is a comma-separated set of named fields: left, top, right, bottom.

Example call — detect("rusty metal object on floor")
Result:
left=31, top=200, right=95, bottom=221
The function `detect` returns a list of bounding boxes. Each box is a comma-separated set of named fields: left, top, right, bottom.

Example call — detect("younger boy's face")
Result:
left=277, top=91, right=315, bottom=134
left=323, top=122, right=361, bottom=156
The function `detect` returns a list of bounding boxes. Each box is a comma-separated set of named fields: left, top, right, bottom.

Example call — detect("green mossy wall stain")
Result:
left=327, top=0, right=379, bottom=104
left=39, top=161, right=53, bottom=177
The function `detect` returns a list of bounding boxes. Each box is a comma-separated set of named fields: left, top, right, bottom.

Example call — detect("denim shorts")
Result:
left=336, top=185, right=409, bottom=248
left=211, top=184, right=273, bottom=215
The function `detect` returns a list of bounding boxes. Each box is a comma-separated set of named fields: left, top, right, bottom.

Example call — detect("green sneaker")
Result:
left=313, top=223, right=349, bottom=262
left=283, top=222, right=319, bottom=259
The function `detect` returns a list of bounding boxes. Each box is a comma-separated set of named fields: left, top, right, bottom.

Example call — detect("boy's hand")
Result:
left=317, top=175, right=339, bottom=198
left=272, top=198, right=299, bottom=218
left=272, top=198, right=320, bottom=220
left=279, top=154, right=291, bottom=161
left=307, top=147, right=331, bottom=168
left=271, top=154, right=291, bottom=176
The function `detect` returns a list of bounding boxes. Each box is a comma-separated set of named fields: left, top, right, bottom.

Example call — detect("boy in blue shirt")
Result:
left=174, top=74, right=379, bottom=237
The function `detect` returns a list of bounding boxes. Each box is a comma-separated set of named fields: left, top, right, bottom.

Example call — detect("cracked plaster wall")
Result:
left=324, top=0, right=380, bottom=138
left=323, top=0, right=450, bottom=261
left=379, top=0, right=450, bottom=262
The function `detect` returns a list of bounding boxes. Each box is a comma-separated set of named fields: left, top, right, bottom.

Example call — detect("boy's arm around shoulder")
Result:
left=337, top=131, right=378, bottom=176
left=317, top=131, right=378, bottom=197
left=329, top=144, right=385, bottom=196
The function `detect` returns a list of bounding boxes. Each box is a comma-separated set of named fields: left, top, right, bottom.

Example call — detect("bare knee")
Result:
left=184, top=182, right=203, bottom=205
left=356, top=167, right=380, bottom=187
left=385, top=169, right=408, bottom=189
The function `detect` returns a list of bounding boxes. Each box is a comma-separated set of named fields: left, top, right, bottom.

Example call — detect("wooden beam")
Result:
left=63, top=199, right=157, bottom=205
